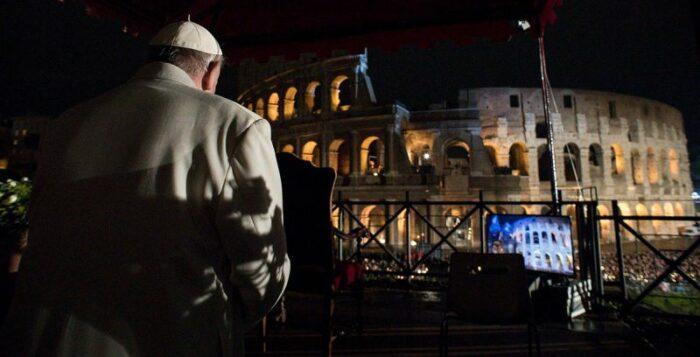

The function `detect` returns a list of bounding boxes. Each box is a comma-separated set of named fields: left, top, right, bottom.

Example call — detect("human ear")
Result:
left=203, top=61, right=222, bottom=94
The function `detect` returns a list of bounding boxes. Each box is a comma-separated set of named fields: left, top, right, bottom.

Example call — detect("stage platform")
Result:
left=245, top=288, right=655, bottom=356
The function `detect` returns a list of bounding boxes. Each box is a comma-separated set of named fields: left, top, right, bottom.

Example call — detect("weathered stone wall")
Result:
left=237, top=57, right=695, bottom=245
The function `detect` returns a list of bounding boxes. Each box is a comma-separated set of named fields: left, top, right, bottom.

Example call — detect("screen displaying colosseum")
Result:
left=487, top=214, right=574, bottom=275
left=236, top=52, right=695, bottom=255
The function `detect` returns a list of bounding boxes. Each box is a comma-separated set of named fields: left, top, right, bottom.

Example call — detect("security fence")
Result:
left=598, top=200, right=700, bottom=316
left=331, top=193, right=699, bottom=316
left=331, top=192, right=604, bottom=296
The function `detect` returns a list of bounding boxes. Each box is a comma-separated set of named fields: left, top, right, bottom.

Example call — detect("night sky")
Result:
left=1, top=0, right=698, bottom=184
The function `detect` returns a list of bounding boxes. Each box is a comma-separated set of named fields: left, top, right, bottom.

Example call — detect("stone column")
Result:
left=385, top=125, right=396, bottom=176
left=320, top=130, right=329, bottom=167
left=497, top=146, right=509, bottom=169
left=637, top=121, right=652, bottom=196
left=524, top=113, right=540, bottom=192
left=579, top=146, right=591, bottom=187
left=350, top=130, right=360, bottom=178
left=576, top=113, right=587, bottom=139
left=295, top=136, right=302, bottom=157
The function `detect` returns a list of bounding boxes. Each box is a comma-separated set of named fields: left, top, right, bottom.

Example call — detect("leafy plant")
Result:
left=0, top=177, right=32, bottom=240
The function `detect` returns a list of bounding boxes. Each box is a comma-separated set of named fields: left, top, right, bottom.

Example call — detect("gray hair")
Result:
left=149, top=46, right=223, bottom=77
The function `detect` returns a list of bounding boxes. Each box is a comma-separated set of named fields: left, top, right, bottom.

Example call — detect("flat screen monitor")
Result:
left=486, top=214, right=575, bottom=276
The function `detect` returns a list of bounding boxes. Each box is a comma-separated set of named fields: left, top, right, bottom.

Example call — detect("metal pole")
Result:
left=405, top=191, right=412, bottom=270
left=338, top=191, right=344, bottom=260
left=426, top=202, right=432, bottom=245
left=612, top=200, right=628, bottom=301
left=479, top=191, right=486, bottom=253
left=590, top=202, right=604, bottom=305
left=538, top=35, right=559, bottom=214
left=576, top=203, right=587, bottom=281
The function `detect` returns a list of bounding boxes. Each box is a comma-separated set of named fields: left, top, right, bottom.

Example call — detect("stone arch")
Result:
left=484, top=144, right=498, bottom=168
left=267, top=92, right=280, bottom=121
left=493, top=206, right=508, bottom=214
left=651, top=203, right=664, bottom=234
left=563, top=143, right=581, bottom=182
left=597, top=205, right=612, bottom=243
left=588, top=144, right=604, bottom=180
left=305, top=81, right=322, bottom=113
left=283, top=87, right=297, bottom=120
left=564, top=205, right=578, bottom=238
left=329, top=138, right=351, bottom=176
left=443, top=139, right=470, bottom=175
left=443, top=207, right=471, bottom=243
left=659, top=149, right=670, bottom=184
left=610, top=144, right=625, bottom=175
left=646, top=147, right=659, bottom=184
left=301, top=140, right=320, bottom=166
left=508, top=142, right=529, bottom=176
left=281, top=144, right=295, bottom=154
left=631, top=149, right=644, bottom=185
left=361, top=205, right=386, bottom=243
left=537, top=144, right=552, bottom=182
left=360, top=136, right=385, bottom=175
left=255, top=98, right=265, bottom=118
left=664, top=202, right=675, bottom=216
left=668, top=149, right=680, bottom=181
left=674, top=202, right=684, bottom=217
left=663, top=202, right=676, bottom=235
left=618, top=202, right=634, bottom=240
left=635, top=203, right=651, bottom=234
left=330, top=75, right=352, bottom=112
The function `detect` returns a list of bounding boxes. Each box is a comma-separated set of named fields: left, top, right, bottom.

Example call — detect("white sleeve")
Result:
left=215, top=119, right=290, bottom=330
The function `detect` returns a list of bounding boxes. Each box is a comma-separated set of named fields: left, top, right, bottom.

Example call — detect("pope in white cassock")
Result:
left=1, top=20, right=290, bottom=356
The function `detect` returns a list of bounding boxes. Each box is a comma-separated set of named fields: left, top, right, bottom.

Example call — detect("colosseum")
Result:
left=236, top=53, right=694, bottom=249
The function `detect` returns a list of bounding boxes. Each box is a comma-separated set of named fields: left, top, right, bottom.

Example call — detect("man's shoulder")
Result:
left=197, top=93, right=266, bottom=137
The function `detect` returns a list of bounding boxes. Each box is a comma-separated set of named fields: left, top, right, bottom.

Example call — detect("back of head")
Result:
left=148, top=20, right=224, bottom=78
left=148, top=46, right=221, bottom=78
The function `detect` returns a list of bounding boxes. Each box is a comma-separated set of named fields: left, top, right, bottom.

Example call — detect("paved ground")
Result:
left=245, top=289, right=655, bottom=356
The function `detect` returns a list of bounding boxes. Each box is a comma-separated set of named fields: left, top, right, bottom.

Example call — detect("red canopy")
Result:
left=76, top=0, right=561, bottom=62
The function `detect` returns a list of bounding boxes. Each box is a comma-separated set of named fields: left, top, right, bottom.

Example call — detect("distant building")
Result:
left=237, top=53, right=695, bottom=246
left=8, top=116, right=50, bottom=176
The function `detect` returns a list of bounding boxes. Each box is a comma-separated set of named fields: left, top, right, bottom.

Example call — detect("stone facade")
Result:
left=237, top=54, right=694, bottom=248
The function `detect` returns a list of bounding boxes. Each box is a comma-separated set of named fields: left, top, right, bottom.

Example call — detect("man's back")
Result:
left=2, top=62, right=289, bottom=356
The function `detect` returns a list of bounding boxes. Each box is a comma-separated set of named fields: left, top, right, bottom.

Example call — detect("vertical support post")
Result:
left=557, top=189, right=563, bottom=216
left=405, top=191, right=412, bottom=270
left=350, top=201, right=358, bottom=258
left=576, top=203, right=587, bottom=281
left=612, top=200, right=628, bottom=301
left=589, top=201, right=604, bottom=305
left=426, top=203, right=433, bottom=245
left=384, top=200, right=392, bottom=247
left=539, top=35, right=560, bottom=214
left=337, top=191, right=344, bottom=260
left=479, top=191, right=486, bottom=253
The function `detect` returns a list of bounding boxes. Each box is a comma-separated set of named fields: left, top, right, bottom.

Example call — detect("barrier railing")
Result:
left=598, top=200, right=700, bottom=316
left=331, top=191, right=604, bottom=300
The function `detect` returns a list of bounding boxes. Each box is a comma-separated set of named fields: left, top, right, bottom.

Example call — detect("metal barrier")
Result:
left=599, top=200, right=700, bottom=315
left=331, top=191, right=605, bottom=300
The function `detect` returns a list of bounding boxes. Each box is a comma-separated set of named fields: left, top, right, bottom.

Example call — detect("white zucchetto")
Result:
left=149, top=19, right=222, bottom=56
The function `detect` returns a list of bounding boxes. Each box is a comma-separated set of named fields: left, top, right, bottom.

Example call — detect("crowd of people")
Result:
left=601, top=251, right=700, bottom=290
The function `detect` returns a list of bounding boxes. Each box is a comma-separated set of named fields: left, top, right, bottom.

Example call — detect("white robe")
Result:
left=1, top=62, right=290, bottom=356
